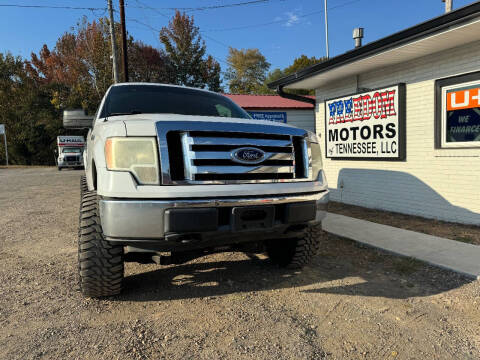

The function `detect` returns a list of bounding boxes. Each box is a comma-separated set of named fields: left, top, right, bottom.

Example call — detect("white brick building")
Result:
left=270, top=3, right=480, bottom=225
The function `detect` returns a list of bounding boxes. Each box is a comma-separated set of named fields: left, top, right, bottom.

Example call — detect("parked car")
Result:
left=64, top=83, right=329, bottom=297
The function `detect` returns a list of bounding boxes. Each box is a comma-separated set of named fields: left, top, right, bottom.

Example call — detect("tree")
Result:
left=259, top=55, right=324, bottom=95
left=0, top=52, right=61, bottom=165
left=26, top=18, right=116, bottom=113
left=203, top=55, right=222, bottom=92
left=225, top=47, right=270, bottom=94
left=283, top=55, right=323, bottom=75
left=128, top=41, right=174, bottom=83
left=159, top=11, right=221, bottom=91
left=259, top=68, right=285, bottom=94
left=4, top=14, right=223, bottom=165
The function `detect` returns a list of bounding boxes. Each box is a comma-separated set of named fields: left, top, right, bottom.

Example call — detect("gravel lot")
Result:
left=1, top=167, right=479, bottom=359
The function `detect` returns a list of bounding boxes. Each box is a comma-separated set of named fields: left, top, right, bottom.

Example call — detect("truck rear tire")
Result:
left=266, top=225, right=323, bottom=269
left=78, top=179, right=124, bottom=297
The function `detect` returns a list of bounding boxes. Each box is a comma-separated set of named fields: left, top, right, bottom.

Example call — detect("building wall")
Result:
left=315, top=40, right=480, bottom=225
left=248, top=109, right=315, bottom=132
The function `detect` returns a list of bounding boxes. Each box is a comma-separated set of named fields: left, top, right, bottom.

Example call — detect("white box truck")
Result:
left=56, top=136, right=85, bottom=170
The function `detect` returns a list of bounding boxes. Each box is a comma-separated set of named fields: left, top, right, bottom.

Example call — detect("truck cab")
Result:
left=65, top=83, right=329, bottom=297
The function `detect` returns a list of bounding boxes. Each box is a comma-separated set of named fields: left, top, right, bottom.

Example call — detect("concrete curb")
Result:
left=322, top=212, right=480, bottom=280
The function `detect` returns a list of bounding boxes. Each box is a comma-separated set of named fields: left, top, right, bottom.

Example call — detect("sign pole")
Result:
left=2, top=131, right=7, bottom=166
left=0, top=125, right=7, bottom=166
left=3, top=132, right=7, bottom=166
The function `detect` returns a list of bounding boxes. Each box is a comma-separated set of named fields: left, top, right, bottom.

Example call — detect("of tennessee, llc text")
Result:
left=332, top=141, right=398, bottom=155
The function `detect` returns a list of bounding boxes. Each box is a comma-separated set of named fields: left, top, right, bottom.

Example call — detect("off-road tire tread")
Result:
left=286, top=225, right=323, bottom=269
left=267, top=225, right=324, bottom=269
left=78, top=176, right=124, bottom=297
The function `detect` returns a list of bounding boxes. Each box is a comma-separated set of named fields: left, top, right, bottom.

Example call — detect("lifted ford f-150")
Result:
left=64, top=83, right=329, bottom=297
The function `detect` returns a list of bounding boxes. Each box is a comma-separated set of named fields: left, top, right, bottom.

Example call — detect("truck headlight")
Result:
left=307, top=132, right=323, bottom=182
left=105, top=137, right=159, bottom=185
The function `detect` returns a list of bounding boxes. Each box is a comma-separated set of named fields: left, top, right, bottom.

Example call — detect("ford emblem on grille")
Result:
left=231, top=147, right=266, bottom=164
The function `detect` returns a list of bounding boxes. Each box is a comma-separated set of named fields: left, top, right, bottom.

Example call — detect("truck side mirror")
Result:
left=63, top=109, right=93, bottom=129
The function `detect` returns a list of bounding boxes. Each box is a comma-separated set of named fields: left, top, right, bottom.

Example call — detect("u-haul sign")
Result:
left=324, top=84, right=406, bottom=160
left=57, top=136, right=85, bottom=147
left=446, top=86, right=480, bottom=111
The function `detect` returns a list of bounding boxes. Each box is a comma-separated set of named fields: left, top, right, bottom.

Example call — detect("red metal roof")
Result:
left=224, top=94, right=315, bottom=110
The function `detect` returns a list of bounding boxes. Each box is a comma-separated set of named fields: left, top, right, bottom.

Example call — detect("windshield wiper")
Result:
left=108, top=110, right=143, bottom=117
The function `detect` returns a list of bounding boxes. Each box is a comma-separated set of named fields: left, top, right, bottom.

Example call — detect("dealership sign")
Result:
left=248, top=111, right=287, bottom=123
left=442, top=83, right=480, bottom=147
left=325, top=84, right=406, bottom=160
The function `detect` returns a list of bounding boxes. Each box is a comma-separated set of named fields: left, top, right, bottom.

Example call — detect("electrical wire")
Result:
left=127, top=0, right=272, bottom=12
left=205, top=0, right=362, bottom=32
left=0, top=4, right=107, bottom=11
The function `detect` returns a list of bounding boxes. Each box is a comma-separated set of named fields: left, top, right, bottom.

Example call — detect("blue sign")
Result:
left=248, top=111, right=287, bottom=123
left=446, top=108, right=480, bottom=143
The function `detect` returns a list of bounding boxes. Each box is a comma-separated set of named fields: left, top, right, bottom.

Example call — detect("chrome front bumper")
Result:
left=99, top=191, right=329, bottom=240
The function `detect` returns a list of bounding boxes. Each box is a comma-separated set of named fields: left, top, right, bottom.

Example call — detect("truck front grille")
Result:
left=156, top=121, right=312, bottom=185
left=180, top=131, right=295, bottom=182
left=65, top=156, right=80, bottom=162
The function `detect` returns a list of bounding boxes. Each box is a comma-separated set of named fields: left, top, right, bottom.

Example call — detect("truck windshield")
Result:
left=62, top=148, right=82, bottom=153
left=102, top=85, right=251, bottom=119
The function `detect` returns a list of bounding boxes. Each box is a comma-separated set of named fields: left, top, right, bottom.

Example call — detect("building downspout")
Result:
left=276, top=85, right=317, bottom=134
left=276, top=85, right=316, bottom=105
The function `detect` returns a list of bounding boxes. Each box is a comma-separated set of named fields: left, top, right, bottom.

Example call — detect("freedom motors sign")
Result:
left=324, top=84, right=406, bottom=160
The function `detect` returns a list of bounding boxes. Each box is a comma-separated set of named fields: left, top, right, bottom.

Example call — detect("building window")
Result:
left=436, top=71, right=480, bottom=149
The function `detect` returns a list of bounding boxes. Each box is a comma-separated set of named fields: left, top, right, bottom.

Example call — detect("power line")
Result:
left=0, top=4, right=107, bottom=11
left=128, top=0, right=271, bottom=12
left=205, top=0, right=361, bottom=32
left=132, top=0, right=163, bottom=46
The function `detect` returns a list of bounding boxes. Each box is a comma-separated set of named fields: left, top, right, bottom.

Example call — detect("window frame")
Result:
left=435, top=71, right=480, bottom=149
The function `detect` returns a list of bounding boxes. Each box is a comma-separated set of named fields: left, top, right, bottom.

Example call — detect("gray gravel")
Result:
left=0, top=167, right=479, bottom=359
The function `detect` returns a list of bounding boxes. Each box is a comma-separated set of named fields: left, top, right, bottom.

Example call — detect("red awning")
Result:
left=224, top=94, right=314, bottom=110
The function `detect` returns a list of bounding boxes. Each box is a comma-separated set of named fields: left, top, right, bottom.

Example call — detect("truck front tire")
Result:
left=78, top=176, right=124, bottom=297
left=266, top=225, right=323, bottom=269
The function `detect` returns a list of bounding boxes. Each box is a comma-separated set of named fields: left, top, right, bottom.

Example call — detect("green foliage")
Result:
left=0, top=53, right=61, bottom=165
left=159, top=11, right=222, bottom=92
left=284, top=54, right=323, bottom=75
left=225, top=48, right=270, bottom=94
left=260, top=55, right=325, bottom=95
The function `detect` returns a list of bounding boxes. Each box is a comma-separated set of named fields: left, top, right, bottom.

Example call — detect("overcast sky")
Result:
left=0, top=0, right=476, bottom=72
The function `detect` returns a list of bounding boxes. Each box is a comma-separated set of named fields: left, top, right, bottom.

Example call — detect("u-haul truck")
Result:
left=57, top=136, right=85, bottom=170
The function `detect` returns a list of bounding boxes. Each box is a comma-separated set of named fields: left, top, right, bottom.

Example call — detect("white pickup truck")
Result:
left=64, top=83, right=329, bottom=297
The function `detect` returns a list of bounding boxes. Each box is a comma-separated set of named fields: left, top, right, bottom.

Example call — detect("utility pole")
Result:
left=119, top=0, right=129, bottom=82
left=107, top=0, right=119, bottom=83
left=442, top=0, right=452, bottom=13
left=324, top=0, right=329, bottom=58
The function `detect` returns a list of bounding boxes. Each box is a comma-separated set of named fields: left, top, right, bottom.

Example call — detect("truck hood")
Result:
left=116, top=113, right=302, bottom=137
